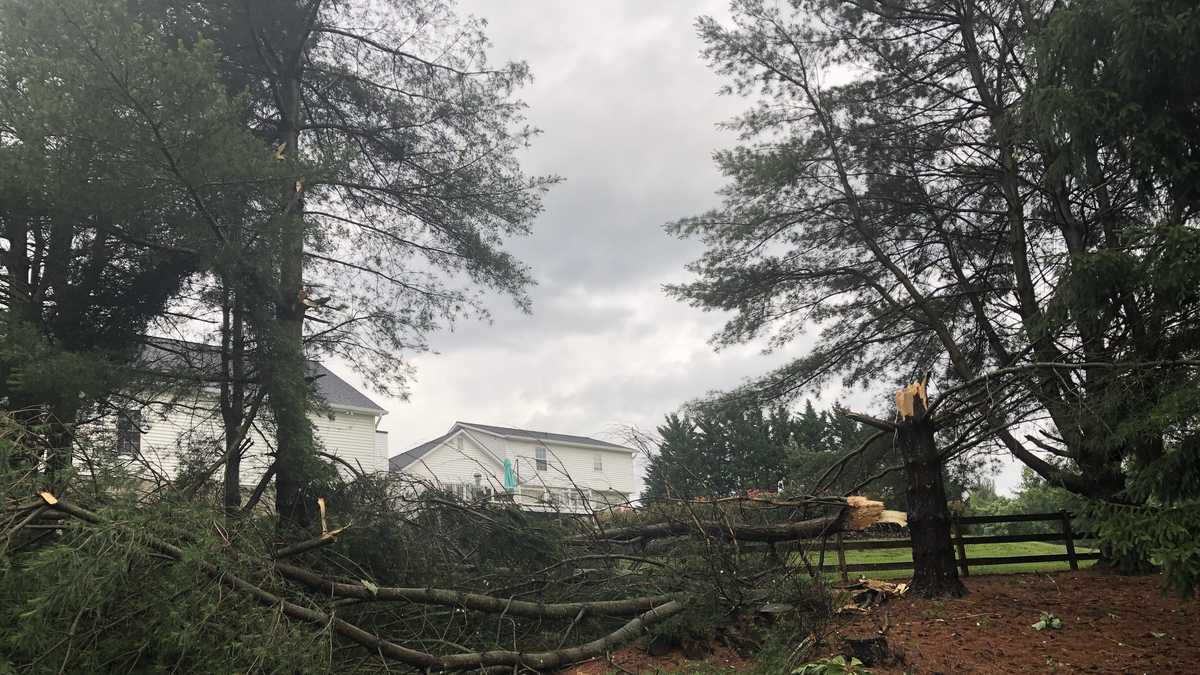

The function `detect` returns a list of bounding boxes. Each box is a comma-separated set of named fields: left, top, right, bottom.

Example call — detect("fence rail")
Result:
left=818, top=510, right=1099, bottom=579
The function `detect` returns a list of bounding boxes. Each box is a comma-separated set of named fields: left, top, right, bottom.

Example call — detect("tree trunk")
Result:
left=897, top=414, right=965, bottom=598
left=269, top=64, right=315, bottom=528
left=895, top=379, right=965, bottom=598
left=220, top=281, right=246, bottom=513
left=43, top=398, right=80, bottom=487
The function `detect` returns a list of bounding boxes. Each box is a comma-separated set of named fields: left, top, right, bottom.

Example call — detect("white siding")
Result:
left=402, top=431, right=506, bottom=492
left=396, top=426, right=636, bottom=513
left=94, top=394, right=386, bottom=483
left=503, top=437, right=635, bottom=494
left=312, top=408, right=386, bottom=474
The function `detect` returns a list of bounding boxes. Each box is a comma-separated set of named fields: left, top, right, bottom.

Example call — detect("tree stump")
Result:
left=842, top=634, right=891, bottom=667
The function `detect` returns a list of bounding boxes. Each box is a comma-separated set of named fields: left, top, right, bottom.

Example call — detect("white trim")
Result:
left=453, top=428, right=506, bottom=469
left=330, top=403, right=387, bottom=416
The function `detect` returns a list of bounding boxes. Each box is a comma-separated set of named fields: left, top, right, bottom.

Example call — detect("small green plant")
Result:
left=1031, top=611, right=1063, bottom=631
left=792, top=656, right=870, bottom=675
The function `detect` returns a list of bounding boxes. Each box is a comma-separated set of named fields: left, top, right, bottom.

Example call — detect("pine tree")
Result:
left=0, top=0, right=280, bottom=475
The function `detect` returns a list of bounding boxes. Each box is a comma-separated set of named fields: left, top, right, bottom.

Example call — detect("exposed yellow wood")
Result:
left=845, top=496, right=908, bottom=529
left=894, top=379, right=928, bottom=420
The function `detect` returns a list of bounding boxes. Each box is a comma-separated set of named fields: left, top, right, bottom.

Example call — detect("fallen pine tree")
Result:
left=572, top=496, right=907, bottom=545
left=1, top=458, right=899, bottom=673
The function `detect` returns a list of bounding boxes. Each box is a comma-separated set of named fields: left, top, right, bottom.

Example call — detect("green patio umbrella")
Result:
left=502, top=459, right=518, bottom=492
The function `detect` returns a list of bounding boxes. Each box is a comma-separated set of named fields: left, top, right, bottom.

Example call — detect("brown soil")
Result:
left=827, top=570, right=1200, bottom=674
left=561, top=571, right=1200, bottom=674
left=562, top=641, right=755, bottom=674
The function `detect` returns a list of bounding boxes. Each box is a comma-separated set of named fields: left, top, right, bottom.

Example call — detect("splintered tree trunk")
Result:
left=897, top=411, right=965, bottom=598
left=850, top=379, right=965, bottom=598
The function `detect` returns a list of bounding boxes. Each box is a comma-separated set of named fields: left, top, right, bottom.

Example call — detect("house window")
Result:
left=535, top=446, right=547, bottom=471
left=474, top=473, right=482, bottom=487
left=116, top=410, right=141, bottom=455
left=593, top=454, right=603, bottom=472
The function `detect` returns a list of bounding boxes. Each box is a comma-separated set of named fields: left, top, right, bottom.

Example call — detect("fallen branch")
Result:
left=573, top=496, right=903, bottom=544
left=273, top=526, right=348, bottom=559
left=33, top=492, right=685, bottom=671
left=274, top=562, right=680, bottom=618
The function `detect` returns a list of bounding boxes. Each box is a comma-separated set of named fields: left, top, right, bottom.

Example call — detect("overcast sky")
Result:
left=327, top=0, right=1025, bottom=492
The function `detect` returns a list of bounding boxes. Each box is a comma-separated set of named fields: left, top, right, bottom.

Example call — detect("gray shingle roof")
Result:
left=309, top=363, right=386, bottom=413
left=389, top=422, right=631, bottom=473
left=388, top=430, right=453, bottom=471
left=139, top=337, right=386, bottom=414
left=457, top=422, right=630, bottom=450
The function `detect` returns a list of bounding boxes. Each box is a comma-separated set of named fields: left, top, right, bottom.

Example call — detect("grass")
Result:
left=821, top=540, right=1098, bottom=579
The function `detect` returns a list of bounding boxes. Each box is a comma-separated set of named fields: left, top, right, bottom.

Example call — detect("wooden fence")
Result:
left=818, top=511, right=1100, bottom=580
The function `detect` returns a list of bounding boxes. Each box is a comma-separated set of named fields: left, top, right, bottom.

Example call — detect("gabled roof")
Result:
left=389, top=430, right=453, bottom=471
left=140, top=337, right=386, bottom=414
left=457, top=422, right=631, bottom=451
left=389, top=422, right=632, bottom=473
left=311, top=364, right=387, bottom=413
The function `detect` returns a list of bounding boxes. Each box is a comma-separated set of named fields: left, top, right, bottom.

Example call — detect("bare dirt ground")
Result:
left=562, top=570, right=1200, bottom=674
left=563, top=642, right=756, bottom=675
left=828, top=570, right=1200, bottom=674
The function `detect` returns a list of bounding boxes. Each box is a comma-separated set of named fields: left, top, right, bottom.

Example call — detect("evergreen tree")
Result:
left=669, top=0, right=1200, bottom=580
left=643, top=404, right=792, bottom=500
left=0, top=0, right=280, bottom=474
left=146, top=0, right=557, bottom=525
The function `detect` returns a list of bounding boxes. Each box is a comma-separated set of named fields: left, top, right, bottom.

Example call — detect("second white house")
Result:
left=389, top=422, right=635, bottom=513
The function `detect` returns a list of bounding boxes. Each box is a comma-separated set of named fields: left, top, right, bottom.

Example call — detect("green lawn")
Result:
left=802, top=540, right=1098, bottom=579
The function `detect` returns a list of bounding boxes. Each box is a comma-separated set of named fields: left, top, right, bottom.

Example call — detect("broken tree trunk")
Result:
left=894, top=379, right=965, bottom=598
left=848, top=379, right=964, bottom=598
left=570, top=496, right=903, bottom=545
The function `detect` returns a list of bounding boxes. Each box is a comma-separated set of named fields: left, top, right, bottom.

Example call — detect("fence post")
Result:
left=1061, top=510, right=1079, bottom=571
left=835, top=532, right=848, bottom=582
left=952, top=515, right=969, bottom=577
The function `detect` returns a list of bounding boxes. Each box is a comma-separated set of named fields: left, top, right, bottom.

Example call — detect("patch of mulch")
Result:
left=826, top=570, right=1200, bottom=673
left=561, top=641, right=756, bottom=674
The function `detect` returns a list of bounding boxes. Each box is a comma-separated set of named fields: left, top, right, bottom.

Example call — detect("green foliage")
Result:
left=0, top=0, right=283, bottom=437
left=792, top=656, right=869, bottom=675
left=1031, top=612, right=1063, bottom=631
left=964, top=470, right=1078, bottom=536
left=0, top=498, right=333, bottom=673
left=643, top=400, right=897, bottom=501
left=643, top=404, right=795, bottom=499
left=1084, top=501, right=1200, bottom=596
left=672, top=0, right=1200, bottom=547
left=785, top=402, right=905, bottom=505
left=1035, top=0, right=1200, bottom=209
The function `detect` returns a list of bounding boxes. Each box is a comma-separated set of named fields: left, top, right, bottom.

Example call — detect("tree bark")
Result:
left=852, top=381, right=964, bottom=598
left=220, top=281, right=246, bottom=512
left=899, top=422, right=965, bottom=597
left=568, top=496, right=895, bottom=545
left=896, top=385, right=965, bottom=598
left=267, top=16, right=318, bottom=527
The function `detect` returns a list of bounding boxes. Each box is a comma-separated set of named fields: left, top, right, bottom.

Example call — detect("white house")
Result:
left=102, top=339, right=389, bottom=484
left=390, top=422, right=635, bottom=513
